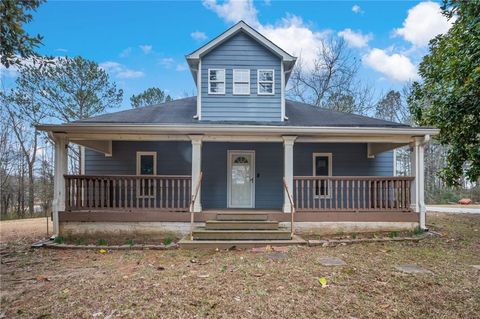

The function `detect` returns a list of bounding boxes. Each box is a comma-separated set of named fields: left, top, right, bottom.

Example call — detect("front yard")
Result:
left=1, top=213, right=479, bottom=318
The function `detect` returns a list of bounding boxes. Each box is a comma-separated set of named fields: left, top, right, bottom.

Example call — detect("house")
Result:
left=38, top=21, right=437, bottom=247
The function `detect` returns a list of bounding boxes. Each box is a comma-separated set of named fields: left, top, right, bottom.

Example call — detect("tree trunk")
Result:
left=28, top=164, right=34, bottom=216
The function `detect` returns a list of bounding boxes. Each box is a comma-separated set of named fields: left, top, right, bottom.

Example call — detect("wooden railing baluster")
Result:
left=291, top=176, right=415, bottom=213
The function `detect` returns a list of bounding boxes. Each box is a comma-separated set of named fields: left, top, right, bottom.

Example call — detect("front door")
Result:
left=228, top=151, right=255, bottom=208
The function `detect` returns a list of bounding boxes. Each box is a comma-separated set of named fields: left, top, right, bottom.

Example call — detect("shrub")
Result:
left=97, top=239, right=108, bottom=246
left=53, top=236, right=65, bottom=244
left=389, top=231, right=399, bottom=238
left=412, top=227, right=425, bottom=236
left=163, top=238, right=173, bottom=245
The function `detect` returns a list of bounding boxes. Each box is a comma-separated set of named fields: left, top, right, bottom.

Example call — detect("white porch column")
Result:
left=283, top=136, right=297, bottom=212
left=52, top=133, right=68, bottom=236
left=410, top=136, right=427, bottom=229
left=190, top=135, right=203, bottom=212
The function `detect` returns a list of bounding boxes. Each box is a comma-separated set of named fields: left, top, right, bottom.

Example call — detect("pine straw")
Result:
left=1, top=213, right=479, bottom=319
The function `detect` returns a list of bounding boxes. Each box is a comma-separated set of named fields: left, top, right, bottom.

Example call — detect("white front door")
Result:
left=228, top=151, right=255, bottom=208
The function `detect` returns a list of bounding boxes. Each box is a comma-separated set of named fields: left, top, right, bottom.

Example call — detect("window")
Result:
left=257, top=69, right=274, bottom=95
left=312, top=153, right=332, bottom=197
left=136, top=152, right=157, bottom=198
left=233, top=69, right=250, bottom=95
left=208, top=69, right=225, bottom=94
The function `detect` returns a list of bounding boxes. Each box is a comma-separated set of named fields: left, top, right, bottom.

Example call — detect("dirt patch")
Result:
left=1, top=213, right=479, bottom=318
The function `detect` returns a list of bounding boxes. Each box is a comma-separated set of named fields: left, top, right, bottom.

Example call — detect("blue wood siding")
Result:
left=293, top=143, right=394, bottom=176
left=85, top=141, right=393, bottom=210
left=201, top=32, right=282, bottom=122
left=84, top=141, right=191, bottom=175
left=202, top=142, right=284, bottom=209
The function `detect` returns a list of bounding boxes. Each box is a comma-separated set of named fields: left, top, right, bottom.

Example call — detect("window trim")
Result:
left=233, top=69, right=250, bottom=95
left=257, top=69, right=275, bottom=95
left=312, top=152, right=333, bottom=198
left=136, top=151, right=157, bottom=176
left=136, top=151, right=157, bottom=199
left=208, top=68, right=226, bottom=95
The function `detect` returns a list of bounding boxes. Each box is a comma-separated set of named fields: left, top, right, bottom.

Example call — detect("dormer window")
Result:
left=258, top=69, right=274, bottom=95
left=208, top=69, right=225, bottom=94
left=233, top=69, right=250, bottom=95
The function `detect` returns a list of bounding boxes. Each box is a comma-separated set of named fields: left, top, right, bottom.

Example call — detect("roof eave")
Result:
left=36, top=123, right=439, bottom=137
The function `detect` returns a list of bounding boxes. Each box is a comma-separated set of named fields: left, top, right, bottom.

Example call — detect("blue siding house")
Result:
left=39, top=21, right=437, bottom=246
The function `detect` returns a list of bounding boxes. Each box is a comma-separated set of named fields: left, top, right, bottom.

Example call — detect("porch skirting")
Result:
left=58, top=211, right=419, bottom=236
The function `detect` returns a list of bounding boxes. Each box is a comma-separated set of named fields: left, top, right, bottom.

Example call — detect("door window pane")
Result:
left=314, top=155, right=331, bottom=196
left=140, top=155, right=154, bottom=175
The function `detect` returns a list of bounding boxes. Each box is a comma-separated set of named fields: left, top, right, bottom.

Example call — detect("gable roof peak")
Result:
left=186, top=20, right=296, bottom=62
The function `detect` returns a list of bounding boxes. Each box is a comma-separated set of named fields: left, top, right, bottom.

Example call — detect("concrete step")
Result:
left=216, top=214, right=269, bottom=221
left=179, top=236, right=307, bottom=249
left=205, top=220, right=279, bottom=230
left=192, top=228, right=291, bottom=240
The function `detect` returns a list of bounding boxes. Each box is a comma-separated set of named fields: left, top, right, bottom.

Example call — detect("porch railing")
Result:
left=64, top=175, right=192, bottom=211
left=293, top=176, right=414, bottom=212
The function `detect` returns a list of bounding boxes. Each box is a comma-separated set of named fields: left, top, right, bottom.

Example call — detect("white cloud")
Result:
left=203, top=1, right=329, bottom=70
left=159, top=57, right=175, bottom=69
left=202, top=0, right=260, bottom=27
left=191, top=31, right=208, bottom=41
left=139, top=44, right=153, bottom=54
left=176, top=63, right=189, bottom=72
left=352, top=5, right=363, bottom=14
left=363, top=48, right=419, bottom=82
left=394, top=1, right=454, bottom=47
left=119, top=47, right=132, bottom=58
left=55, top=48, right=68, bottom=53
left=99, top=61, right=144, bottom=79
left=258, top=15, right=329, bottom=69
left=338, top=28, right=372, bottom=48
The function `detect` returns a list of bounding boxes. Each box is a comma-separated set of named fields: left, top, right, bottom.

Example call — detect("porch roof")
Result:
left=44, top=96, right=418, bottom=128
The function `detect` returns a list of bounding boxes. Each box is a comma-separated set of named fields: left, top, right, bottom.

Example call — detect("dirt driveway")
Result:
left=1, top=213, right=479, bottom=318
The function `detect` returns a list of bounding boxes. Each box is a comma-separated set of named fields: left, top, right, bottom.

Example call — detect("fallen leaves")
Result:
left=318, top=277, right=328, bottom=288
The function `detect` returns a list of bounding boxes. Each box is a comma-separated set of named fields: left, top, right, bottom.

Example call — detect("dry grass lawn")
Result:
left=1, top=213, right=479, bottom=318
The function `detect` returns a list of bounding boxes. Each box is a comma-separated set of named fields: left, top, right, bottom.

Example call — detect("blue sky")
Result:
left=3, top=0, right=453, bottom=109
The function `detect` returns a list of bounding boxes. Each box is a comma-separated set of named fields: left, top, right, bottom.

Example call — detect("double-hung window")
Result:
left=233, top=69, right=250, bottom=95
left=208, top=69, right=225, bottom=94
left=136, top=152, right=157, bottom=198
left=313, top=153, right=332, bottom=197
left=257, top=69, right=274, bottom=95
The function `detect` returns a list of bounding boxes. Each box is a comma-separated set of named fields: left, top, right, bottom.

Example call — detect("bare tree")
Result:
left=288, top=37, right=374, bottom=115
left=2, top=81, right=48, bottom=216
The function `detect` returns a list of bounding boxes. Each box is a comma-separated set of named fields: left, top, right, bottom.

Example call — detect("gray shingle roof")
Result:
left=75, top=96, right=409, bottom=128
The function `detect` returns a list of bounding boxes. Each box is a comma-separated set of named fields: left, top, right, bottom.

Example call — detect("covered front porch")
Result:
left=46, top=127, right=430, bottom=237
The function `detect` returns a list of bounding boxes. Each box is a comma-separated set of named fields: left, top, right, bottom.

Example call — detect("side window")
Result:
left=208, top=69, right=225, bottom=94
left=233, top=69, right=250, bottom=95
left=257, top=69, right=274, bottom=95
left=313, top=153, right=332, bottom=197
left=136, top=152, right=157, bottom=197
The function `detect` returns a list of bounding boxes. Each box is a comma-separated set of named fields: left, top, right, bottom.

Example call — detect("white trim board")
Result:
left=39, top=124, right=439, bottom=137
left=136, top=151, right=157, bottom=175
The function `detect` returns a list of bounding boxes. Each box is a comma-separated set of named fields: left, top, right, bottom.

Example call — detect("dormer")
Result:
left=186, top=21, right=296, bottom=122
